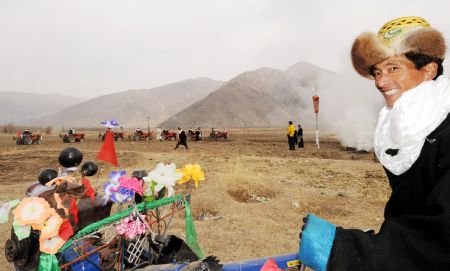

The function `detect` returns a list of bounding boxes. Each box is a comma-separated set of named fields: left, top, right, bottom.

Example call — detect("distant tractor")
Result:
left=99, top=131, right=125, bottom=141
left=130, top=129, right=154, bottom=141
left=15, top=130, right=42, bottom=145
left=188, top=128, right=202, bottom=141
left=209, top=128, right=229, bottom=141
left=61, top=129, right=85, bottom=143
left=161, top=129, right=177, bottom=141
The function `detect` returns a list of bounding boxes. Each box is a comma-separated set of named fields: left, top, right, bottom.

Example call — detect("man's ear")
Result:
left=424, top=62, right=438, bottom=80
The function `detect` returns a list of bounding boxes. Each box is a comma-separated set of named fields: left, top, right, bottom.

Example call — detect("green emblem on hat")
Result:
left=383, top=28, right=402, bottom=40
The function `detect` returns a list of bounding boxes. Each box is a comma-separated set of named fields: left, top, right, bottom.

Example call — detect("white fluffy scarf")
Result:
left=374, top=75, right=450, bottom=175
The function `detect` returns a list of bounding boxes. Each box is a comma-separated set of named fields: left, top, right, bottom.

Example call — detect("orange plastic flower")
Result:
left=40, top=235, right=66, bottom=254
left=33, top=209, right=63, bottom=239
left=13, top=197, right=52, bottom=226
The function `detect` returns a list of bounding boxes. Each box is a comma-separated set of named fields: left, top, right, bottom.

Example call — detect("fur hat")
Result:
left=351, top=16, right=447, bottom=78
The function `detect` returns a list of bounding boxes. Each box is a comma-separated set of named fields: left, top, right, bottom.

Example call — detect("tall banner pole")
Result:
left=312, top=81, right=320, bottom=150
left=315, top=112, right=320, bottom=149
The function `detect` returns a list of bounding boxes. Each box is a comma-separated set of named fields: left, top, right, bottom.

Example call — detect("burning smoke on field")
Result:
left=296, top=71, right=384, bottom=151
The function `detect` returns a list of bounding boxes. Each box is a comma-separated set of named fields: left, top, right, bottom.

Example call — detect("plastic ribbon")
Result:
left=38, top=253, right=60, bottom=271
left=184, top=199, right=204, bottom=258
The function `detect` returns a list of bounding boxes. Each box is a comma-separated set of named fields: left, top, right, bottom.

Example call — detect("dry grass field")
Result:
left=0, top=128, right=390, bottom=268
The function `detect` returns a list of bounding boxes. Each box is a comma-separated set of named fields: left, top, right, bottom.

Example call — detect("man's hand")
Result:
left=298, top=214, right=336, bottom=271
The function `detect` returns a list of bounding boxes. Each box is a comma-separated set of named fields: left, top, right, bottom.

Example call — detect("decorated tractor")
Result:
left=99, top=131, right=125, bottom=141
left=130, top=130, right=154, bottom=141
left=187, top=129, right=202, bottom=141
left=2, top=146, right=305, bottom=271
left=208, top=129, right=229, bottom=141
left=1, top=148, right=209, bottom=271
left=161, top=129, right=177, bottom=141
left=61, top=130, right=85, bottom=143
left=15, top=130, right=42, bottom=145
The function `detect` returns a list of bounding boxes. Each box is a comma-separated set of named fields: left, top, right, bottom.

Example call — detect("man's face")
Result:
left=372, top=55, right=428, bottom=107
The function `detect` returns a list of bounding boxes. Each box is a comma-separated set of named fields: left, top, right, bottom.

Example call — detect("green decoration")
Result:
left=38, top=253, right=59, bottom=271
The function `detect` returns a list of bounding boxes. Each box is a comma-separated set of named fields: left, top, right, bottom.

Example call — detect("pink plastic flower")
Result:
left=119, top=176, right=144, bottom=195
left=116, top=214, right=149, bottom=240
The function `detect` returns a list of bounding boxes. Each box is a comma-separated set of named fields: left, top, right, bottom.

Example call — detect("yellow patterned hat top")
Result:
left=377, top=16, right=431, bottom=46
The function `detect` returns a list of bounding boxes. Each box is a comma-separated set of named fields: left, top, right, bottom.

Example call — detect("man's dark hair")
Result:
left=289, top=121, right=293, bottom=125
left=369, top=53, right=444, bottom=80
left=404, top=53, right=444, bottom=80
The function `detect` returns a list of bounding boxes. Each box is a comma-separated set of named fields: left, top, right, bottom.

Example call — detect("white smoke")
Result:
left=319, top=72, right=384, bottom=151
left=296, top=71, right=384, bottom=151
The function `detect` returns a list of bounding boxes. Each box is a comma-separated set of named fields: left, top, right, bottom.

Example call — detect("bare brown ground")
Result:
left=0, top=128, right=389, bottom=268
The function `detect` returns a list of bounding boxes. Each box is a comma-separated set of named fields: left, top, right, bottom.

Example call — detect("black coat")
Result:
left=179, top=130, right=187, bottom=142
left=327, top=114, right=450, bottom=271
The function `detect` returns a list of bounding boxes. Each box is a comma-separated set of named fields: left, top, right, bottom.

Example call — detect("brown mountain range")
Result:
left=23, top=78, right=223, bottom=129
left=159, top=61, right=335, bottom=128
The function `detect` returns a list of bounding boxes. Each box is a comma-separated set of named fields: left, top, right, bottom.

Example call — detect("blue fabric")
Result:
left=298, top=214, right=336, bottom=271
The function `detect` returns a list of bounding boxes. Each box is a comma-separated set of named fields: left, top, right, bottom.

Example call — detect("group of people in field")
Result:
left=287, top=121, right=304, bottom=151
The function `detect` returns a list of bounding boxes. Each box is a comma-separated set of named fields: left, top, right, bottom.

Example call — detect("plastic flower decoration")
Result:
left=116, top=213, right=149, bottom=240
left=144, top=163, right=183, bottom=197
left=103, top=182, right=135, bottom=204
left=102, top=170, right=136, bottom=204
left=119, top=176, right=144, bottom=195
left=13, top=197, right=52, bottom=226
left=0, top=199, right=20, bottom=223
left=33, top=209, right=63, bottom=239
left=109, top=170, right=126, bottom=184
left=177, top=164, right=205, bottom=188
left=40, top=235, right=66, bottom=254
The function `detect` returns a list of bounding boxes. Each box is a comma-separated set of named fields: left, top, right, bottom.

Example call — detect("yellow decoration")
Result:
left=377, top=16, right=430, bottom=46
left=177, top=164, right=205, bottom=188
left=191, top=164, right=205, bottom=188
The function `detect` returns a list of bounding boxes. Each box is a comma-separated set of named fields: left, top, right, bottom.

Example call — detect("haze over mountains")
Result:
left=0, top=92, right=85, bottom=125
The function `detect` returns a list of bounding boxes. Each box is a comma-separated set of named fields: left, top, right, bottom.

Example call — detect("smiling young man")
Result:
left=298, top=16, right=450, bottom=270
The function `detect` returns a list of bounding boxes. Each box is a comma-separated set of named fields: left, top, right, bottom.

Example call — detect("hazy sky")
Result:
left=1, top=0, right=449, bottom=98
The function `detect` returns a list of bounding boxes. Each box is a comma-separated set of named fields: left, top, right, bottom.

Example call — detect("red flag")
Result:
left=97, top=131, right=118, bottom=167
left=312, top=95, right=320, bottom=114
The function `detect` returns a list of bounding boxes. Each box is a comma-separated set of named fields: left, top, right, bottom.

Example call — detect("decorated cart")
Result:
left=2, top=131, right=304, bottom=271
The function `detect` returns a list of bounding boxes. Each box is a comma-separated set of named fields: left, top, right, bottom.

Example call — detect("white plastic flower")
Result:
left=144, top=163, right=183, bottom=197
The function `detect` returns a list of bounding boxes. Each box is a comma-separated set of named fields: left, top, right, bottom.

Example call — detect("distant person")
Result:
left=287, top=121, right=296, bottom=151
left=155, top=127, right=162, bottom=141
left=293, top=128, right=298, bottom=146
left=297, top=124, right=304, bottom=148
left=174, top=127, right=188, bottom=150
left=194, top=127, right=202, bottom=141
left=68, top=128, right=75, bottom=135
